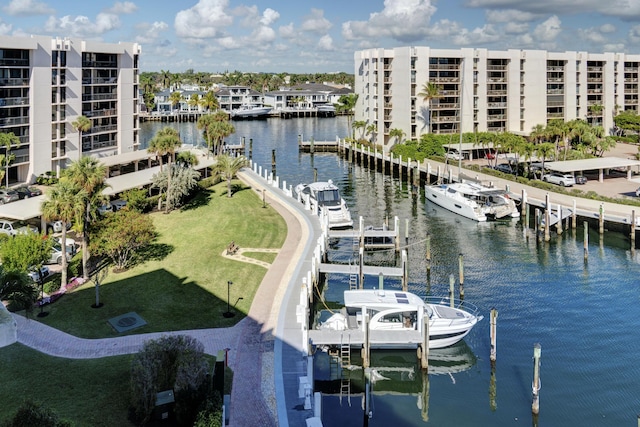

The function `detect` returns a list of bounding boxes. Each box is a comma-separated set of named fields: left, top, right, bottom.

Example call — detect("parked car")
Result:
left=445, top=150, right=462, bottom=161
left=542, top=172, right=576, bottom=187
left=636, top=187, right=640, bottom=197
left=484, top=150, right=496, bottom=159
left=46, top=220, right=71, bottom=234
left=48, top=242, right=73, bottom=265
left=494, top=163, right=514, bottom=174
left=98, top=199, right=127, bottom=215
left=575, top=175, right=588, bottom=185
left=0, top=219, right=38, bottom=236
left=28, top=265, right=50, bottom=282
left=0, top=189, right=19, bottom=204
left=15, top=186, right=42, bottom=199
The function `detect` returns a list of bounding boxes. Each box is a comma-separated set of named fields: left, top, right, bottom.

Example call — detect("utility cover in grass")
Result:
left=108, top=312, right=147, bottom=333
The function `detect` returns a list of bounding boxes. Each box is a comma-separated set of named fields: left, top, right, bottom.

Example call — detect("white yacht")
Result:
left=230, top=104, right=272, bottom=120
left=294, top=180, right=353, bottom=229
left=319, top=289, right=483, bottom=349
left=424, top=180, right=519, bottom=222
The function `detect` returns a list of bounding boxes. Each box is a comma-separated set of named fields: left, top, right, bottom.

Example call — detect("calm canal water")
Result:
left=141, top=118, right=640, bottom=426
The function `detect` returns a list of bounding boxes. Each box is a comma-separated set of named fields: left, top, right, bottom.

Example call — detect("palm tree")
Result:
left=148, top=127, right=183, bottom=212
left=62, top=157, right=108, bottom=280
left=353, top=120, right=366, bottom=141
left=535, top=142, right=555, bottom=173
left=169, top=91, right=183, bottom=111
left=71, top=115, right=92, bottom=155
left=188, top=94, right=200, bottom=111
left=0, top=132, right=19, bottom=187
left=366, top=123, right=377, bottom=144
left=200, top=91, right=219, bottom=112
left=41, top=180, right=85, bottom=288
left=160, top=70, right=172, bottom=88
left=389, top=128, right=405, bottom=147
left=418, top=82, right=441, bottom=133
left=335, top=93, right=358, bottom=139
left=0, top=269, right=38, bottom=315
left=212, top=155, right=249, bottom=197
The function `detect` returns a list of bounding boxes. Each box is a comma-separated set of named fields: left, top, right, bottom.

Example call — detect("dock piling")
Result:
left=449, top=274, right=455, bottom=308
left=490, top=308, right=498, bottom=362
left=544, top=194, right=551, bottom=242
left=532, top=343, right=542, bottom=415
left=584, top=221, right=589, bottom=261
left=599, top=203, right=605, bottom=235
left=458, top=253, right=465, bottom=299
left=632, top=210, right=636, bottom=250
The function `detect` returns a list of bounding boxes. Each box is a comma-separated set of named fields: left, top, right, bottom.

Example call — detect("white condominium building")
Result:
left=0, top=35, right=141, bottom=184
left=355, top=46, right=640, bottom=150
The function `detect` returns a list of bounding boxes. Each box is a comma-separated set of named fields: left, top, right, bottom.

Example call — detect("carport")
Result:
left=544, top=157, right=640, bottom=182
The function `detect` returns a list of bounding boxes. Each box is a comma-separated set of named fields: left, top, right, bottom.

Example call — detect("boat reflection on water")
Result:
left=314, top=341, right=477, bottom=424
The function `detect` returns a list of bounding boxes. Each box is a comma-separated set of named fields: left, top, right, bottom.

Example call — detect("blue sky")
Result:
left=2, top=0, right=640, bottom=73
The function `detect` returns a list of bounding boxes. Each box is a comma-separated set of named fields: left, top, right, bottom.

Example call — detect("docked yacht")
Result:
left=424, top=180, right=519, bottom=222
left=319, top=289, right=483, bottom=349
left=294, top=180, right=353, bottom=229
left=230, top=104, right=272, bottom=120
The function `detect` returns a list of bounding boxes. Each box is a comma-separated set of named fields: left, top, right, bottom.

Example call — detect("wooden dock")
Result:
left=298, top=139, right=339, bottom=152
left=318, top=262, right=403, bottom=277
left=328, top=228, right=398, bottom=250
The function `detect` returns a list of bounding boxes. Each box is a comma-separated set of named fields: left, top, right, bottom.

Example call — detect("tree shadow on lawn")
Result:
left=180, top=188, right=214, bottom=212
left=218, top=183, right=253, bottom=198
left=41, top=268, right=245, bottom=338
left=130, top=242, right=174, bottom=268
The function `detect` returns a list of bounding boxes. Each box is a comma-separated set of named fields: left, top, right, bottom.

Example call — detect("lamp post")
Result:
left=37, top=270, right=48, bottom=318
left=223, top=280, right=234, bottom=318
left=262, top=189, right=266, bottom=208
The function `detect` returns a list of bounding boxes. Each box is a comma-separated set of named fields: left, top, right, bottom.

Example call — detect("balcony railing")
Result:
left=487, top=102, right=507, bottom=108
left=547, top=66, right=564, bottom=71
left=0, top=116, right=29, bottom=126
left=86, top=124, right=118, bottom=134
left=0, top=97, right=28, bottom=107
left=431, top=102, right=460, bottom=109
left=487, top=114, right=506, bottom=120
left=430, top=64, right=460, bottom=70
left=432, top=116, right=459, bottom=122
left=85, top=109, right=117, bottom=118
left=487, top=90, right=508, bottom=96
left=547, top=112, right=564, bottom=118
left=82, top=77, right=118, bottom=85
left=82, top=93, right=117, bottom=101
left=0, top=78, right=29, bottom=87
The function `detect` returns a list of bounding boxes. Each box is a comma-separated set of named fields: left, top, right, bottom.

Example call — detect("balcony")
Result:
left=430, top=64, right=460, bottom=70
left=487, top=102, right=507, bottom=108
left=546, top=89, right=564, bottom=95
left=487, top=114, right=506, bottom=120
left=86, top=124, right=118, bottom=135
left=0, top=97, right=28, bottom=107
left=487, top=90, right=508, bottom=96
left=431, top=102, right=460, bottom=109
left=85, top=109, right=117, bottom=118
left=82, top=93, right=117, bottom=101
left=0, top=116, right=29, bottom=126
left=547, top=100, right=564, bottom=107
left=547, top=112, right=564, bottom=118
left=486, top=65, right=507, bottom=71
left=432, top=116, right=459, bottom=122
left=82, top=77, right=118, bottom=85
left=546, top=66, right=564, bottom=71
left=587, top=66, right=603, bottom=72
left=0, top=78, right=29, bottom=87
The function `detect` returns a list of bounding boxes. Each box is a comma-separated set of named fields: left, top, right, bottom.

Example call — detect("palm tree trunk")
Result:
left=61, top=227, right=68, bottom=288
left=227, top=177, right=232, bottom=197
left=82, top=204, right=90, bottom=280
left=165, top=162, right=172, bottom=213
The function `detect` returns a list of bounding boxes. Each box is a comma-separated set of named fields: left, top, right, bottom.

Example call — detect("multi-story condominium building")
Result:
left=355, top=46, right=640, bottom=150
left=0, top=35, right=141, bottom=184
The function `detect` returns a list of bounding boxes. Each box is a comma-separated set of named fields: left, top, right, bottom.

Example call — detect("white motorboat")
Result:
left=319, top=289, right=483, bottom=349
left=316, top=103, right=336, bottom=115
left=424, top=180, right=519, bottom=222
left=230, top=104, right=272, bottom=119
left=294, top=180, right=353, bottom=229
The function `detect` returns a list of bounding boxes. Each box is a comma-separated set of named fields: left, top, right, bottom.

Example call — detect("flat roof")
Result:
left=96, top=149, right=153, bottom=168
left=444, top=143, right=496, bottom=151
left=0, top=195, right=47, bottom=221
left=0, top=149, right=218, bottom=220
left=544, top=157, right=640, bottom=173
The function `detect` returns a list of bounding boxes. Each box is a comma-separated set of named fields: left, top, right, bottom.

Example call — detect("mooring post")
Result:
left=632, top=210, right=636, bottom=250
left=394, top=216, right=400, bottom=253
left=532, top=343, right=542, bottom=415
left=359, top=216, right=364, bottom=250
left=363, top=311, right=370, bottom=368
left=421, top=311, right=429, bottom=369
left=426, top=234, right=431, bottom=276
left=449, top=274, right=455, bottom=308
left=490, top=308, right=498, bottom=363
left=271, top=149, right=276, bottom=177
left=556, top=204, right=563, bottom=235
left=458, top=253, right=465, bottom=299
left=525, top=202, right=530, bottom=233
left=313, top=167, right=318, bottom=182
left=378, top=272, right=383, bottom=290
left=402, top=250, right=408, bottom=292
left=520, top=189, right=527, bottom=218
left=359, top=247, right=364, bottom=289
left=405, top=218, right=409, bottom=244
left=544, top=194, right=551, bottom=242
left=584, top=221, right=589, bottom=261
left=599, top=203, right=605, bottom=235
left=572, top=200, right=577, bottom=230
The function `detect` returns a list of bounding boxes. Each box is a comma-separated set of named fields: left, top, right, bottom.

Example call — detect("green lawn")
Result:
left=0, top=181, right=286, bottom=424
left=32, top=181, right=287, bottom=338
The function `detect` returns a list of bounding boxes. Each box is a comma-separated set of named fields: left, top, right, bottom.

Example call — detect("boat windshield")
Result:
left=317, top=189, right=340, bottom=205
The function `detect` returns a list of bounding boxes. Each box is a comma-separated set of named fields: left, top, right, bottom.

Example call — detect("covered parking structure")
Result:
left=443, top=142, right=498, bottom=160
left=543, top=157, right=640, bottom=182
left=0, top=148, right=218, bottom=229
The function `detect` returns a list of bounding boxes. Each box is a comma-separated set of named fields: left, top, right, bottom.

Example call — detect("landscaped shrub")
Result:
left=2, top=399, right=72, bottom=427
left=198, top=176, right=218, bottom=189
left=43, top=276, right=61, bottom=294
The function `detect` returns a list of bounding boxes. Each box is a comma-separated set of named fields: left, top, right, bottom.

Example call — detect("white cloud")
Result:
left=135, top=21, right=169, bottom=44
left=628, top=25, right=640, bottom=44
left=301, top=9, right=332, bottom=33
left=3, top=0, right=54, bottom=16
left=342, top=0, right=437, bottom=42
left=452, top=25, right=501, bottom=46
left=0, top=20, right=12, bottom=35
left=485, top=9, right=539, bottom=23
left=504, top=22, right=529, bottom=34
left=318, top=35, right=334, bottom=51
left=533, top=15, right=561, bottom=42
left=44, top=12, right=121, bottom=37
left=279, top=23, right=295, bottom=39
left=174, top=0, right=233, bottom=39
left=579, top=27, right=606, bottom=44
left=106, top=1, right=137, bottom=14
left=600, top=24, right=616, bottom=34
left=261, top=8, right=280, bottom=26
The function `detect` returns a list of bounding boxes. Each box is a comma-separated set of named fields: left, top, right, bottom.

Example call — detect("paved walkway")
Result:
left=9, top=168, right=312, bottom=427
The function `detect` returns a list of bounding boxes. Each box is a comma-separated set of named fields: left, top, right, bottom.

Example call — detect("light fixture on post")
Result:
left=223, top=280, right=234, bottom=318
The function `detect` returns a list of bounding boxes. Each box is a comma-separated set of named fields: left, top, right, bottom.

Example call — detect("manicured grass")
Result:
left=34, top=181, right=287, bottom=338
left=243, top=251, right=279, bottom=264
left=0, top=343, right=134, bottom=427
